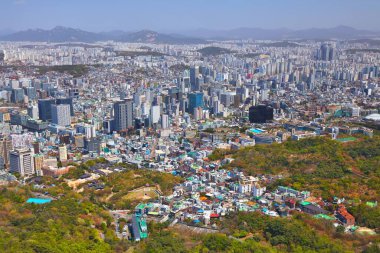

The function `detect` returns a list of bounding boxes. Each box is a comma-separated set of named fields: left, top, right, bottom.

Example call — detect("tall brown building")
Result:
left=0, top=136, right=13, bottom=169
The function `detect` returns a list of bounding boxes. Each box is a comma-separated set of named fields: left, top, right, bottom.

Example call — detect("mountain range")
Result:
left=186, top=26, right=380, bottom=40
left=1, top=26, right=379, bottom=43
left=0, top=26, right=206, bottom=44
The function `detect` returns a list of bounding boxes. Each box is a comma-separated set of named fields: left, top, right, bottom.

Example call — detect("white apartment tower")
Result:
left=51, top=104, right=71, bottom=126
left=9, top=148, right=35, bottom=176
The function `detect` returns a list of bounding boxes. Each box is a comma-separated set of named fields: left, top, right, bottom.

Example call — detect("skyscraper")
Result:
left=27, top=104, right=39, bottom=119
left=320, top=44, right=334, bottom=61
left=190, top=66, right=199, bottom=91
left=113, top=100, right=134, bottom=131
left=328, top=47, right=335, bottom=61
left=0, top=136, right=12, bottom=169
left=51, top=104, right=71, bottom=126
left=320, top=44, right=329, bottom=61
left=56, top=97, right=74, bottom=116
left=9, top=148, right=35, bottom=176
left=150, top=105, right=160, bottom=125
left=249, top=105, right=274, bottom=123
left=38, top=98, right=56, bottom=121
left=0, top=50, right=4, bottom=65
left=11, top=88, right=24, bottom=103
left=24, top=87, right=37, bottom=101
left=188, top=92, right=204, bottom=114
left=195, top=76, right=203, bottom=91
left=161, top=114, right=169, bottom=129
left=125, top=99, right=134, bottom=129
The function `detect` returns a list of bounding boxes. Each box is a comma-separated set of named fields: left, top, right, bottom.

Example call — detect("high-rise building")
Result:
left=9, top=148, right=35, bottom=176
left=0, top=50, right=4, bottom=65
left=124, top=99, right=134, bottom=129
left=329, top=47, right=335, bottom=61
left=188, top=92, right=204, bottom=114
left=85, top=137, right=102, bottom=154
left=11, top=88, right=24, bottom=103
left=24, top=87, right=37, bottom=101
left=102, top=119, right=115, bottom=134
left=51, top=104, right=71, bottom=126
left=33, top=154, right=44, bottom=176
left=161, top=114, right=169, bottom=129
left=133, top=91, right=142, bottom=107
left=320, top=44, right=335, bottom=61
left=69, top=88, right=79, bottom=98
left=38, top=98, right=56, bottom=121
left=27, top=104, right=39, bottom=119
left=0, top=136, right=12, bottom=169
left=220, top=92, right=235, bottom=107
left=56, top=97, right=74, bottom=116
left=320, top=44, right=330, bottom=61
left=58, top=145, right=67, bottom=162
left=190, top=66, right=199, bottom=91
left=212, top=100, right=221, bottom=115
left=194, top=107, right=203, bottom=121
left=249, top=105, right=274, bottom=123
left=150, top=105, right=160, bottom=125
left=113, top=100, right=134, bottom=131
left=75, top=123, right=96, bottom=139
left=73, top=134, right=85, bottom=148
left=32, top=141, right=40, bottom=154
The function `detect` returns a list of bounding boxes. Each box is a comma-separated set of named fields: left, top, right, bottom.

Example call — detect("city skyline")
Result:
left=1, top=0, right=380, bottom=32
left=1, top=1, right=380, bottom=252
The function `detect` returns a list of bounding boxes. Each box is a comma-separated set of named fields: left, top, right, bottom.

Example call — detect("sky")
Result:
left=1, top=0, right=380, bottom=32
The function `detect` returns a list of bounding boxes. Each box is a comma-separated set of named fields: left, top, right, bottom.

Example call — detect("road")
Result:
left=109, top=210, right=132, bottom=239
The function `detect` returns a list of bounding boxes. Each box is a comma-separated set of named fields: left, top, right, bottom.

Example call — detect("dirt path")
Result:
left=105, top=190, right=114, bottom=201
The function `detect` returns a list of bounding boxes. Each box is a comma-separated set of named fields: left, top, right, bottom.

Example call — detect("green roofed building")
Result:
left=131, top=214, right=148, bottom=241
left=138, top=217, right=148, bottom=239
left=314, top=214, right=335, bottom=220
left=299, top=201, right=311, bottom=206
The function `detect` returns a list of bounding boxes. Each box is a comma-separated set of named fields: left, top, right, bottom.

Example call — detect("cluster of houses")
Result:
left=129, top=166, right=375, bottom=241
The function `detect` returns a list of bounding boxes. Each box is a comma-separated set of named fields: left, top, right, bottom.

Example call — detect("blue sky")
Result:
left=2, top=0, right=379, bottom=31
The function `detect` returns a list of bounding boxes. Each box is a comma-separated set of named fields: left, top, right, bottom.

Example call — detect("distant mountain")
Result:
left=186, top=27, right=292, bottom=40
left=1, top=26, right=104, bottom=42
left=186, top=26, right=380, bottom=40
left=99, top=30, right=129, bottom=40
left=118, top=30, right=206, bottom=44
left=289, top=26, right=379, bottom=40
left=0, top=29, right=15, bottom=37
left=0, top=27, right=206, bottom=44
left=2, top=26, right=379, bottom=43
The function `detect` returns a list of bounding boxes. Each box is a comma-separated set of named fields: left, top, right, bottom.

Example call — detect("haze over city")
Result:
left=0, top=1, right=379, bottom=253
left=1, top=0, right=380, bottom=32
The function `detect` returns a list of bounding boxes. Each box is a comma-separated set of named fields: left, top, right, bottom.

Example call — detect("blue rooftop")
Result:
left=26, top=198, right=52, bottom=204
left=250, top=128, right=265, bottom=134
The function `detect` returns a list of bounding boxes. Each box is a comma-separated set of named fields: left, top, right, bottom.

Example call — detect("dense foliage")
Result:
left=0, top=159, right=183, bottom=253
left=135, top=222, right=279, bottom=253
left=1, top=133, right=379, bottom=253
left=37, top=64, right=91, bottom=77
left=134, top=211, right=378, bottom=253
left=215, top=136, right=380, bottom=203
left=219, top=212, right=378, bottom=253
left=197, top=46, right=234, bottom=56
left=84, top=167, right=183, bottom=209
left=349, top=204, right=380, bottom=229
left=0, top=185, right=116, bottom=253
